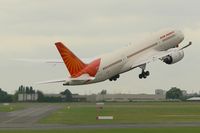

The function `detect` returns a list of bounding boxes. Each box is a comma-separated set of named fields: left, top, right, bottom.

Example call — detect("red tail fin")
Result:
left=55, top=42, right=86, bottom=77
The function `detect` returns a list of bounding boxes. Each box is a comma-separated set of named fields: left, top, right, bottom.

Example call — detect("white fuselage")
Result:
left=90, top=30, right=184, bottom=84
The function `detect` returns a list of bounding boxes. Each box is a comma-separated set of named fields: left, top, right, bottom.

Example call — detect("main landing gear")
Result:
left=109, top=74, right=120, bottom=81
left=138, top=64, right=150, bottom=79
left=139, top=70, right=150, bottom=79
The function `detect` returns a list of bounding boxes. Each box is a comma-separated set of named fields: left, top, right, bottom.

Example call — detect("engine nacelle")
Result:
left=163, top=50, right=184, bottom=64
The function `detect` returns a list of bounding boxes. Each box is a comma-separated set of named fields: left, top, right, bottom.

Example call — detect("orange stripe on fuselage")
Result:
left=75, top=58, right=101, bottom=78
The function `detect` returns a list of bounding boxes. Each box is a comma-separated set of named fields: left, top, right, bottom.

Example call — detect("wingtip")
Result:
left=180, top=41, right=192, bottom=50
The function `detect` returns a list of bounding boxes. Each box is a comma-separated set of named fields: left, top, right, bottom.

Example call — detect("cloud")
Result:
left=0, top=0, right=199, bottom=94
left=184, top=25, right=200, bottom=42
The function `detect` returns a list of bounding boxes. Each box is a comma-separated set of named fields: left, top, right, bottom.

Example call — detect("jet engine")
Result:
left=163, top=50, right=184, bottom=64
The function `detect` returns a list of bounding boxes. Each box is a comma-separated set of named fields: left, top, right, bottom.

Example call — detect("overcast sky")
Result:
left=0, top=0, right=199, bottom=94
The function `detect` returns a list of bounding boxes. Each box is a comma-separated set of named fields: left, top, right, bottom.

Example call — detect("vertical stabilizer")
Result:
left=55, top=42, right=86, bottom=77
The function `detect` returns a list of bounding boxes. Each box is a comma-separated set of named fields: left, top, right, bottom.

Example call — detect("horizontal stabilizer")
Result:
left=37, top=74, right=95, bottom=85
left=37, top=79, right=66, bottom=84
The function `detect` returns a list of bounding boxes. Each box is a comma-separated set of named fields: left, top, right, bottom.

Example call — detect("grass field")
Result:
left=40, top=102, right=200, bottom=124
left=0, top=103, right=26, bottom=112
left=1, top=102, right=200, bottom=132
left=1, top=127, right=200, bottom=133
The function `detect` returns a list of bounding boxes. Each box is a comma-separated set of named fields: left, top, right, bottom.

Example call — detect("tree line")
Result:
left=37, top=89, right=73, bottom=102
left=0, top=88, right=13, bottom=102
left=0, top=85, right=73, bottom=103
left=0, top=86, right=199, bottom=102
left=165, top=87, right=197, bottom=101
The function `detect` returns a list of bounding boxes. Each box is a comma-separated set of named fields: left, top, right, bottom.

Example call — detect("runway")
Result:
left=0, top=104, right=200, bottom=130
left=1, top=122, right=200, bottom=130
left=0, top=104, right=61, bottom=124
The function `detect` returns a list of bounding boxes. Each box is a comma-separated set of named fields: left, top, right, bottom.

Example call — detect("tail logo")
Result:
left=55, top=42, right=100, bottom=78
left=55, top=42, right=86, bottom=77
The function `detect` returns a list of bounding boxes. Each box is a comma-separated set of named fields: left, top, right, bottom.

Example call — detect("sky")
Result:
left=0, top=0, right=200, bottom=95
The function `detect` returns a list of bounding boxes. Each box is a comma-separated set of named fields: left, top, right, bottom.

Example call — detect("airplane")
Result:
left=40, top=29, right=192, bottom=86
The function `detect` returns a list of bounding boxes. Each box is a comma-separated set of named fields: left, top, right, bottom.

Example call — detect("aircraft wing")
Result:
left=131, top=42, right=192, bottom=69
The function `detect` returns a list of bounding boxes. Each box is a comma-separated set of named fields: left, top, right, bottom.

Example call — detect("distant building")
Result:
left=86, top=94, right=97, bottom=102
left=85, top=93, right=166, bottom=102
left=18, top=93, right=38, bottom=102
left=44, top=94, right=65, bottom=98
left=155, top=89, right=166, bottom=97
left=44, top=94, right=87, bottom=102
left=72, top=94, right=87, bottom=102
left=187, top=97, right=200, bottom=101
